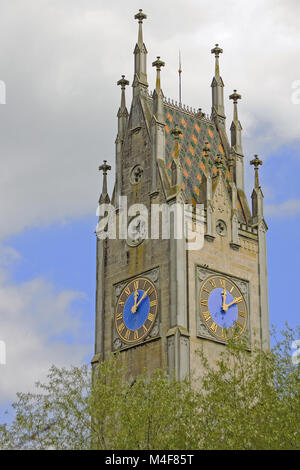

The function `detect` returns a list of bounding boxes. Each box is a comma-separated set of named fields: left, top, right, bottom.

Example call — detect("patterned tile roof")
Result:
left=163, top=104, right=230, bottom=205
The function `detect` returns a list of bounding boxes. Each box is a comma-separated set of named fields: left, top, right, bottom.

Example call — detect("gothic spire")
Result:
left=250, top=154, right=263, bottom=189
left=98, top=160, right=111, bottom=204
left=133, top=9, right=148, bottom=92
left=250, top=155, right=264, bottom=219
left=211, top=44, right=225, bottom=125
left=229, top=89, right=243, bottom=156
left=117, top=75, right=129, bottom=141
left=152, top=56, right=165, bottom=123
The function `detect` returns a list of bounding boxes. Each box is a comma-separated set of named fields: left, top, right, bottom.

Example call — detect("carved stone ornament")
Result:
left=130, top=164, right=144, bottom=184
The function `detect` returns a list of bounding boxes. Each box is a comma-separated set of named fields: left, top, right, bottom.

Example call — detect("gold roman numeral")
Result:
left=116, top=312, right=123, bottom=321
left=124, top=329, right=131, bottom=340
left=134, top=330, right=139, bottom=340
left=239, top=311, right=246, bottom=318
left=150, top=300, right=157, bottom=308
left=124, top=286, right=131, bottom=296
left=220, top=278, right=226, bottom=289
left=209, top=278, right=216, bottom=288
left=210, top=322, right=218, bottom=333
left=133, top=280, right=139, bottom=291
left=235, top=296, right=243, bottom=304
left=200, top=299, right=208, bottom=307
left=118, top=323, right=125, bottom=334
left=203, top=287, right=210, bottom=294
left=202, top=311, right=211, bottom=322
left=148, top=313, right=155, bottom=322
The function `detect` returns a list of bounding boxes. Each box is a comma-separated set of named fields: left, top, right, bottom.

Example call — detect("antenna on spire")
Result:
left=178, top=50, right=182, bottom=108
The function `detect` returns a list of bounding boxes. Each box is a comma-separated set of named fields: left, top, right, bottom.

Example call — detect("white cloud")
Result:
left=0, top=0, right=299, bottom=239
left=265, top=199, right=300, bottom=218
left=0, top=245, right=91, bottom=406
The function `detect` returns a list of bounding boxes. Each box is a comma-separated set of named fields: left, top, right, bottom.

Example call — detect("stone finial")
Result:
left=99, top=160, right=111, bottom=203
left=211, top=43, right=223, bottom=76
left=229, top=89, right=242, bottom=104
left=152, top=56, right=165, bottom=92
left=250, top=155, right=263, bottom=188
left=134, top=8, right=147, bottom=23
left=211, top=43, right=223, bottom=58
left=152, top=56, right=165, bottom=71
left=117, top=75, right=129, bottom=90
left=229, top=89, right=242, bottom=123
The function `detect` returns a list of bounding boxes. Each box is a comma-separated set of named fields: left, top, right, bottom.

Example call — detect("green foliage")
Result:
left=0, top=325, right=299, bottom=450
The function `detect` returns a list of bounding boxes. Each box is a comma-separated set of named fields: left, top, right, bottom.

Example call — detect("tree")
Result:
left=0, top=325, right=299, bottom=450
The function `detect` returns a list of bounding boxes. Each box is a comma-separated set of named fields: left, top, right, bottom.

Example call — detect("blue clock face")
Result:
left=123, top=290, right=150, bottom=330
left=115, top=277, right=158, bottom=344
left=200, top=275, right=247, bottom=340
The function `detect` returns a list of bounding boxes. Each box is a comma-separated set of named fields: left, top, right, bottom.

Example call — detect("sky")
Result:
left=0, top=0, right=300, bottom=415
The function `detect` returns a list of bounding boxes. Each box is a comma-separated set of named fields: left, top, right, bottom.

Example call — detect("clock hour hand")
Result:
left=223, top=296, right=243, bottom=311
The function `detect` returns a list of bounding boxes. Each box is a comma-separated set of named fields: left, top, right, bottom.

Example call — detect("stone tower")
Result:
left=92, top=10, right=270, bottom=380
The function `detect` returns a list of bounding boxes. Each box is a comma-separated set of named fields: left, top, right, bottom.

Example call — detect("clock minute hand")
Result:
left=131, top=290, right=139, bottom=314
left=221, top=289, right=227, bottom=311
left=135, top=288, right=150, bottom=309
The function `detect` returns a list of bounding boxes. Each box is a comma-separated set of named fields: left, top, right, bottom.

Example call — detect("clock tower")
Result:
left=92, top=10, right=270, bottom=380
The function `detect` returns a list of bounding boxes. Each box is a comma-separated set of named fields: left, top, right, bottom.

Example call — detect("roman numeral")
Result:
left=239, top=311, right=246, bottom=318
left=134, top=330, right=139, bottom=340
left=236, top=320, right=244, bottom=330
left=124, top=329, right=131, bottom=340
left=118, top=300, right=125, bottom=306
left=124, top=286, right=131, bottom=296
left=148, top=313, right=155, bottom=322
left=203, top=287, right=210, bottom=294
left=116, top=312, right=123, bottom=321
left=235, top=296, right=243, bottom=304
left=210, top=322, right=218, bottom=333
left=202, top=311, right=211, bottom=322
left=150, top=300, right=157, bottom=307
left=209, top=278, right=216, bottom=288
left=133, top=280, right=139, bottom=291
left=220, top=278, right=226, bottom=289
left=200, top=299, right=208, bottom=307
left=118, top=323, right=125, bottom=334
left=142, top=324, right=147, bottom=332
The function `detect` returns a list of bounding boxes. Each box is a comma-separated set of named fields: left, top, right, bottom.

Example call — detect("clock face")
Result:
left=127, top=216, right=147, bottom=247
left=115, top=277, right=158, bottom=344
left=199, top=275, right=247, bottom=340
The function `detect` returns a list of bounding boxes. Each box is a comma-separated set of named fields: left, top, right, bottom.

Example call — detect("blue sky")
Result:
left=0, top=0, right=300, bottom=415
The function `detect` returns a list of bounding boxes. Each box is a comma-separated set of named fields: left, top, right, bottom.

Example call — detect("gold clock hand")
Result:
left=224, top=296, right=243, bottom=311
left=135, top=288, right=150, bottom=308
left=131, top=290, right=139, bottom=314
left=221, top=289, right=227, bottom=311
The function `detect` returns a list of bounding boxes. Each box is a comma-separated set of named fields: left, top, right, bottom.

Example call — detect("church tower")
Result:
left=92, top=11, right=270, bottom=380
